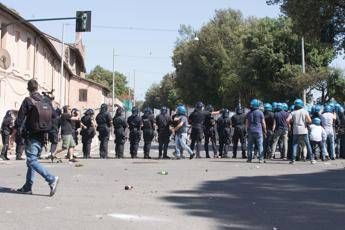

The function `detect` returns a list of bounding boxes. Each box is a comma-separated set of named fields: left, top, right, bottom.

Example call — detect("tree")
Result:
left=86, top=65, right=130, bottom=100
left=143, top=84, right=161, bottom=110
left=309, top=68, right=345, bottom=103
left=143, top=73, right=181, bottom=110
left=173, top=10, right=245, bottom=108
left=172, top=9, right=335, bottom=108
left=267, top=0, right=345, bottom=51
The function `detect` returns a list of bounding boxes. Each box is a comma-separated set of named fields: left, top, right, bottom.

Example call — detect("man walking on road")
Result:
left=15, top=79, right=59, bottom=196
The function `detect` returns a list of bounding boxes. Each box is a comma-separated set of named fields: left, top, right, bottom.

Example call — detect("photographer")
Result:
left=15, top=79, right=59, bottom=196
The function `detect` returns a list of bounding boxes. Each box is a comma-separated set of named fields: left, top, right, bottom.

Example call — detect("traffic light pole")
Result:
left=0, top=17, right=77, bottom=30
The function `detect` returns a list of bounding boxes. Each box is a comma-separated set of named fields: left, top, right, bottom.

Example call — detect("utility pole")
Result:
left=59, top=23, right=65, bottom=106
left=128, top=71, right=131, bottom=99
left=112, top=48, right=115, bottom=116
left=133, top=69, right=136, bottom=107
left=302, top=37, right=307, bottom=104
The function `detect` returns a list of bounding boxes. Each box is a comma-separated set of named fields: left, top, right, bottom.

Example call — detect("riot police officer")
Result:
left=142, top=107, right=155, bottom=159
left=189, top=101, right=205, bottom=158
left=217, top=109, right=232, bottom=158
left=263, top=103, right=275, bottom=159
left=204, top=105, right=218, bottom=158
left=113, top=107, right=127, bottom=158
left=0, top=110, right=14, bottom=160
left=231, top=106, right=247, bottom=159
left=127, top=107, right=142, bottom=158
left=155, top=106, right=171, bottom=159
left=96, top=104, right=112, bottom=159
left=71, top=108, right=81, bottom=146
left=80, top=109, right=96, bottom=158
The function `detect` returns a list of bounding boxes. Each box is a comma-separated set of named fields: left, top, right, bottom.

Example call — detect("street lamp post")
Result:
left=302, top=37, right=307, bottom=104
left=112, top=48, right=115, bottom=116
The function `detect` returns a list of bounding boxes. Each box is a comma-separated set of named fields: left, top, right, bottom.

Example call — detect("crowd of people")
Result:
left=0, top=79, right=345, bottom=195
left=1, top=88, right=345, bottom=164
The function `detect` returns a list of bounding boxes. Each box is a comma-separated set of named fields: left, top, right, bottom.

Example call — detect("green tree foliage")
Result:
left=172, top=9, right=335, bottom=107
left=310, top=68, right=345, bottom=103
left=267, top=0, right=345, bottom=51
left=143, top=73, right=180, bottom=110
left=86, top=65, right=129, bottom=99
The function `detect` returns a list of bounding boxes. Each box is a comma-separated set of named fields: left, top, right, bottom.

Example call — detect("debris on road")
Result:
left=125, top=185, right=133, bottom=190
left=75, top=163, right=84, bottom=167
left=158, top=170, right=168, bottom=175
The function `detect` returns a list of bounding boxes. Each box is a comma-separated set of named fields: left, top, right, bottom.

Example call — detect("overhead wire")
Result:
left=92, top=24, right=178, bottom=32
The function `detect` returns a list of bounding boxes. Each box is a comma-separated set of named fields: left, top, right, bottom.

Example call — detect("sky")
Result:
left=2, top=0, right=344, bottom=100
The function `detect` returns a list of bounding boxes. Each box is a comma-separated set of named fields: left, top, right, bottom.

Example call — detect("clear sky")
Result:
left=2, top=0, right=344, bottom=100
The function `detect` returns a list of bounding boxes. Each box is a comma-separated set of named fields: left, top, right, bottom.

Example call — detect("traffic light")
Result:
left=76, top=11, right=91, bottom=32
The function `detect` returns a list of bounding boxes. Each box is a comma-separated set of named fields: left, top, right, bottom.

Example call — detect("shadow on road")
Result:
left=0, top=187, right=49, bottom=197
left=162, top=169, right=345, bottom=230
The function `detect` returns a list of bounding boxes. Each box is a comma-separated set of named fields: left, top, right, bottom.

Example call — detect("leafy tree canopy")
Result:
left=267, top=0, right=345, bottom=51
left=86, top=65, right=130, bottom=100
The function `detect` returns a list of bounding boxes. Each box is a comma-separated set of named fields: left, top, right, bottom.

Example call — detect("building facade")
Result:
left=0, top=3, right=110, bottom=122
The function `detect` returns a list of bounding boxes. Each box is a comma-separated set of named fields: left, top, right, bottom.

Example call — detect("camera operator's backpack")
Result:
left=27, top=96, right=53, bottom=133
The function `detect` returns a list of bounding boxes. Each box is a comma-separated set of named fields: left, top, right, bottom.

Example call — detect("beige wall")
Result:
left=0, top=11, right=70, bottom=116
left=0, top=7, right=109, bottom=122
left=68, top=77, right=109, bottom=112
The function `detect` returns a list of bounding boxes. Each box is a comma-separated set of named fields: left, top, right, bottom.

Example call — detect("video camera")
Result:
left=42, top=89, right=55, bottom=101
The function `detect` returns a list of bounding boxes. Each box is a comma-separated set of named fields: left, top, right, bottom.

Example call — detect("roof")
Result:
left=43, top=32, right=86, bottom=73
left=0, top=3, right=86, bottom=76
left=71, top=75, right=110, bottom=93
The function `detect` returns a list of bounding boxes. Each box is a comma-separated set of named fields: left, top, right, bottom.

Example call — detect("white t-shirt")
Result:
left=309, top=124, right=327, bottom=142
left=321, top=112, right=335, bottom=135
left=291, top=109, right=309, bottom=135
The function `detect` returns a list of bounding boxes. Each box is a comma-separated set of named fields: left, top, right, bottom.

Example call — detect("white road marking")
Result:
left=107, top=213, right=169, bottom=222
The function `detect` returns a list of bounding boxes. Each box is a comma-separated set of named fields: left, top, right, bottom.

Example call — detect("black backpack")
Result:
left=27, top=96, right=53, bottom=133
left=142, top=117, right=152, bottom=130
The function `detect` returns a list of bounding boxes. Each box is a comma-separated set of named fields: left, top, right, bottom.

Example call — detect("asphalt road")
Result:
left=1, top=141, right=345, bottom=230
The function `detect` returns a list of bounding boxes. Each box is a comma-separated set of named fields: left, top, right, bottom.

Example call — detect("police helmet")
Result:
left=312, top=118, right=321, bottom=126
left=144, top=107, right=153, bottom=115
left=250, top=99, right=260, bottom=109
left=195, top=101, right=204, bottom=110
left=236, top=106, right=244, bottom=114
left=282, top=103, right=288, bottom=111
left=222, top=108, right=230, bottom=118
left=132, top=107, right=139, bottom=116
left=205, top=104, right=214, bottom=112
left=264, top=103, right=272, bottom=112
left=177, top=105, right=186, bottom=115
left=294, top=99, right=304, bottom=108
left=276, top=103, right=283, bottom=111
left=161, top=106, right=168, bottom=114
left=116, top=107, right=123, bottom=116
left=323, top=105, right=332, bottom=113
